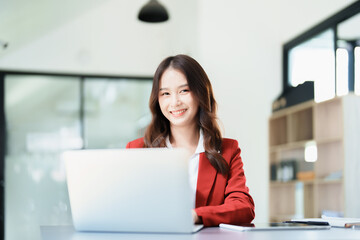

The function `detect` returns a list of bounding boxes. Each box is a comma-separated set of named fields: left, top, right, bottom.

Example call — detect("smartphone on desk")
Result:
left=219, top=222, right=331, bottom=231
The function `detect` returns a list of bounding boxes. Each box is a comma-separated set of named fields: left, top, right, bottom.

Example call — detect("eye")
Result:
left=180, top=89, right=190, bottom=94
left=160, top=92, right=170, bottom=96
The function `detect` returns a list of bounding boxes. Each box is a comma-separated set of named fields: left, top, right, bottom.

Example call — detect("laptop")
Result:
left=62, top=148, right=203, bottom=234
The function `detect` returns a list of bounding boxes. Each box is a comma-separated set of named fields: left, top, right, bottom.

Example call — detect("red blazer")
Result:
left=126, top=137, right=255, bottom=227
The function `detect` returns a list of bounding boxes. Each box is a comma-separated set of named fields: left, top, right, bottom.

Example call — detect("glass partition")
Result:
left=5, top=75, right=81, bottom=240
left=84, top=78, right=152, bottom=149
left=4, top=74, right=152, bottom=240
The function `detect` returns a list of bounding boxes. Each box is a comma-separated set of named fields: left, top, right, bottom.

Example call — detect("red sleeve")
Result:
left=195, top=140, right=255, bottom=226
left=126, top=138, right=145, bottom=149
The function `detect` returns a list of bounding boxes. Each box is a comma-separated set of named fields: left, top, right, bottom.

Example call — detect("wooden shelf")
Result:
left=270, top=178, right=342, bottom=186
left=314, top=97, right=343, bottom=141
left=270, top=181, right=297, bottom=187
left=268, top=95, right=360, bottom=221
left=316, top=137, right=342, bottom=145
left=269, top=140, right=310, bottom=152
left=288, top=107, right=313, bottom=142
left=269, top=116, right=287, bottom=146
left=316, top=178, right=343, bottom=184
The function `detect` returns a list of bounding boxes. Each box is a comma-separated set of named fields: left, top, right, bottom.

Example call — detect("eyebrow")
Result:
left=159, top=84, right=189, bottom=91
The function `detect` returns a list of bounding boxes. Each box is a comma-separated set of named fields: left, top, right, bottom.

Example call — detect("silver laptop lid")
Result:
left=63, top=148, right=198, bottom=233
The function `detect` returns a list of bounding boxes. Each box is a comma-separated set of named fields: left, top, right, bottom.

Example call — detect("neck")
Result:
left=170, top=123, right=200, bottom=152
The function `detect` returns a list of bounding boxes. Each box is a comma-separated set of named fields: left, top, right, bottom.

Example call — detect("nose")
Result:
left=170, top=93, right=181, bottom=107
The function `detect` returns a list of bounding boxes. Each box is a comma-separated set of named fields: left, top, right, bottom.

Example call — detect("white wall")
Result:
left=0, top=0, right=198, bottom=75
left=0, top=0, right=357, bottom=224
left=196, top=0, right=356, bottom=223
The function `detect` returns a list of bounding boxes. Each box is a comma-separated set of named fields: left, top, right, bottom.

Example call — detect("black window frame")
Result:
left=282, top=1, right=360, bottom=98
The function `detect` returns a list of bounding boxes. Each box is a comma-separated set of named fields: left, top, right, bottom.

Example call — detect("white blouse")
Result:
left=165, top=130, right=205, bottom=208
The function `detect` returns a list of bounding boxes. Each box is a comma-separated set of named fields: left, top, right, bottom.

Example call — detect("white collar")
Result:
left=165, top=129, right=205, bottom=154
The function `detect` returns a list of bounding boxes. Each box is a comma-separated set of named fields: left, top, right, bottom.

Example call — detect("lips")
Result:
left=170, top=109, right=187, bottom=117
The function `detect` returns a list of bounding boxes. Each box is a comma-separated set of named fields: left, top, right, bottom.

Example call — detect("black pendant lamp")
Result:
left=138, top=0, right=169, bottom=23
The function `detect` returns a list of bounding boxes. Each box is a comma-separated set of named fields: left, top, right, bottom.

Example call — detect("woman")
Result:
left=126, top=54, right=255, bottom=226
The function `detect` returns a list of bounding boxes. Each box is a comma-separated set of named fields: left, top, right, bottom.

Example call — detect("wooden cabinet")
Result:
left=268, top=94, right=360, bottom=221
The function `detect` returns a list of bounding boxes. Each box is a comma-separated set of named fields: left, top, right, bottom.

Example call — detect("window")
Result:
left=355, top=46, right=360, bottom=95
left=288, top=29, right=335, bottom=102
left=282, top=2, right=360, bottom=104
left=336, top=47, right=349, bottom=97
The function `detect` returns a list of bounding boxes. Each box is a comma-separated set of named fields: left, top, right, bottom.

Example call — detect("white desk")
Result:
left=41, top=225, right=360, bottom=240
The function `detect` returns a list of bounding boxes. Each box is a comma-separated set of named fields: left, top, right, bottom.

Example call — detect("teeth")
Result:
left=171, top=109, right=186, bottom=114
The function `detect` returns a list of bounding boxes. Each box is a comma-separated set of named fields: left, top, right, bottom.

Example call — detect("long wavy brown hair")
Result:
left=144, top=54, right=229, bottom=175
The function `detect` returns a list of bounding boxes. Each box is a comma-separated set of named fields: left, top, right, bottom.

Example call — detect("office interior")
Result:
left=1, top=0, right=360, bottom=239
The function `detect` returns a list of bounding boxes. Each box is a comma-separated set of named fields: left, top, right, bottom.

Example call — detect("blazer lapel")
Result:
left=195, top=152, right=217, bottom=208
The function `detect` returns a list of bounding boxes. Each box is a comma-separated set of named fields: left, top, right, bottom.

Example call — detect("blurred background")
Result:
left=0, top=0, right=358, bottom=239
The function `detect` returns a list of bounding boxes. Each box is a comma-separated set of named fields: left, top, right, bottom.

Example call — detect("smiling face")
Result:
left=158, top=67, right=199, bottom=130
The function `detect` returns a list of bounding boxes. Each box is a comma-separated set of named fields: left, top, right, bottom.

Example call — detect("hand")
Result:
left=192, top=209, right=202, bottom=224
